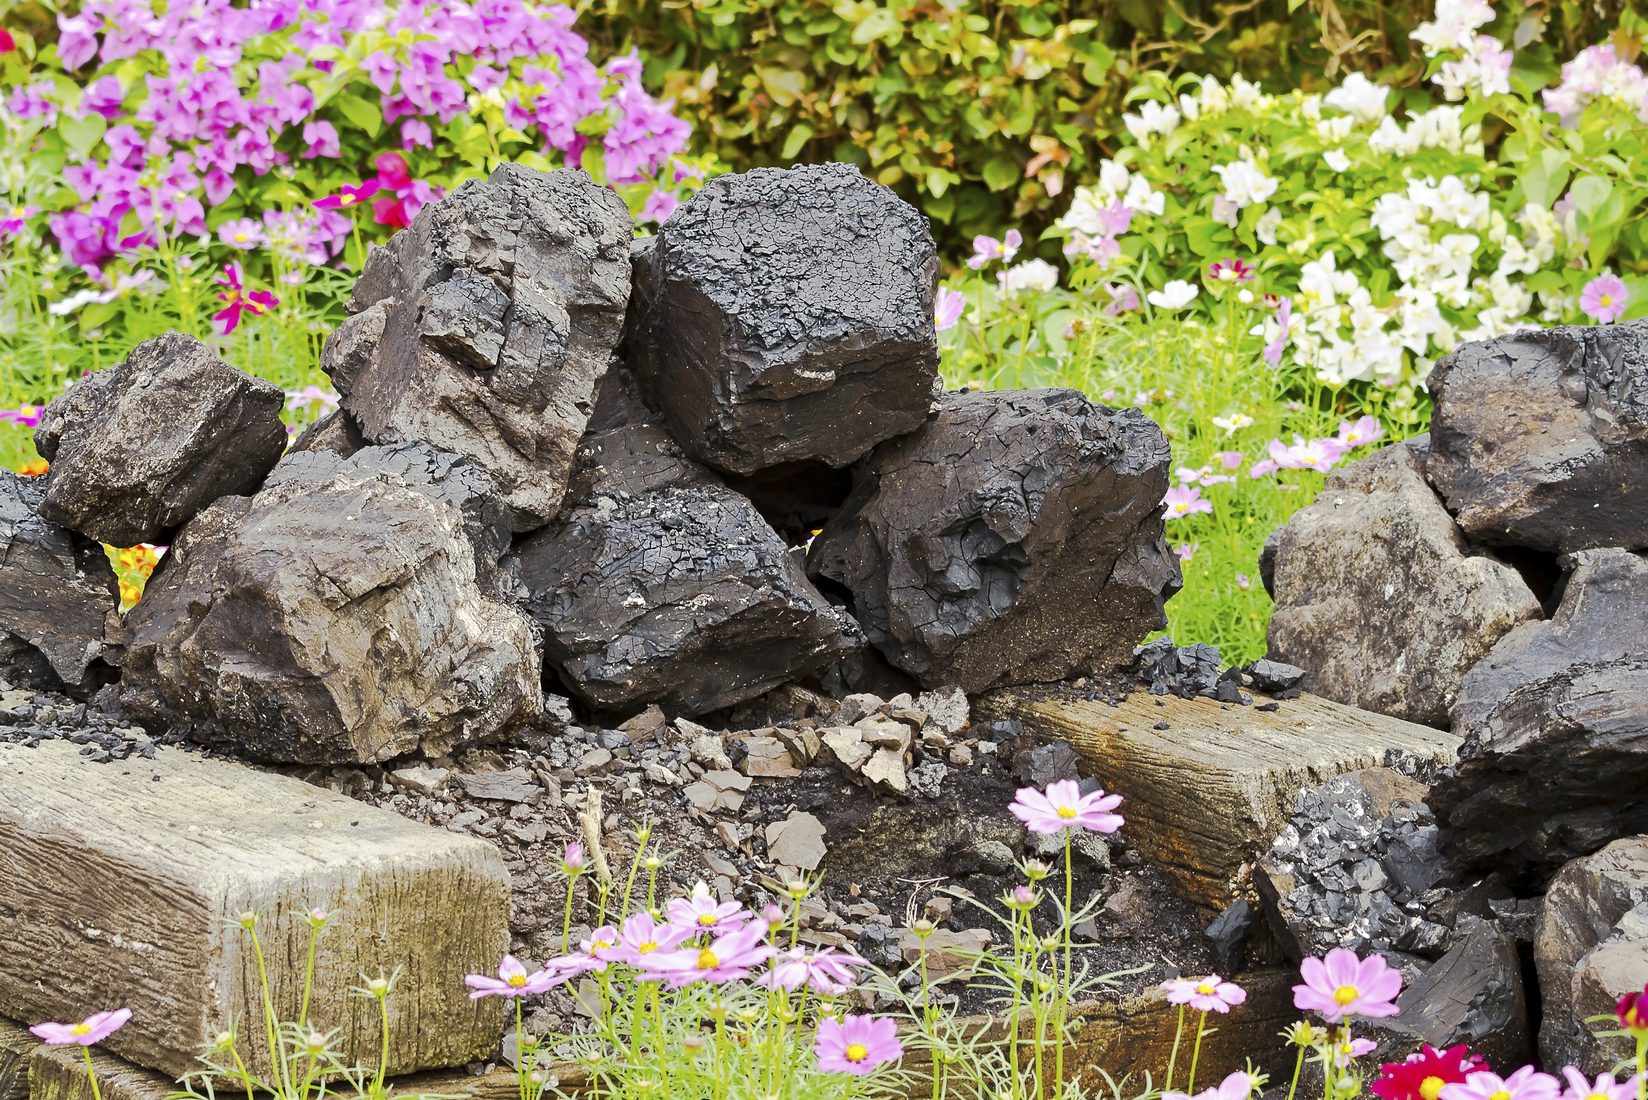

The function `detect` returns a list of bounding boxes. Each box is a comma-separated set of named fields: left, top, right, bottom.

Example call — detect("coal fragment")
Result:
left=34, top=331, right=286, bottom=546
left=1205, top=899, right=1255, bottom=975
left=1246, top=659, right=1306, bottom=694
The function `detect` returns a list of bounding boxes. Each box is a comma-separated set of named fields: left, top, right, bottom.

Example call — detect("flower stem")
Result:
left=1186, top=1010, right=1208, bottom=1094
left=1055, top=829, right=1074, bottom=1093
left=1165, top=1004, right=1186, bottom=1093
left=81, top=1046, right=105, bottom=1100
left=1284, top=1043, right=1306, bottom=1100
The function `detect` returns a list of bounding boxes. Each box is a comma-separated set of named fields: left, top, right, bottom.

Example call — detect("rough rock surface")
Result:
left=1265, top=440, right=1541, bottom=725
left=1431, top=549, right=1648, bottom=870
left=625, top=163, right=940, bottom=475
left=1535, top=836, right=1648, bottom=1070
left=0, top=472, right=121, bottom=692
left=511, top=425, right=861, bottom=716
left=121, top=444, right=542, bottom=763
left=289, top=409, right=366, bottom=457
left=808, top=389, right=1178, bottom=692
left=33, top=332, right=286, bottom=546
left=1425, top=321, right=1648, bottom=552
left=1374, top=919, right=1533, bottom=1070
left=324, top=164, right=632, bottom=530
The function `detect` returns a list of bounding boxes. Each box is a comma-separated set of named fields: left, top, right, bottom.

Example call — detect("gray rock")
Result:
left=33, top=331, right=286, bottom=545
left=1432, top=549, right=1648, bottom=870
left=1425, top=320, right=1648, bottom=552
left=510, top=425, right=861, bottom=716
left=765, top=811, right=827, bottom=871
left=458, top=769, right=543, bottom=804
left=1534, top=836, right=1648, bottom=1070
left=1265, top=441, right=1541, bottom=726
left=0, top=471, right=121, bottom=692
left=289, top=409, right=366, bottom=458
left=120, top=444, right=543, bottom=763
left=1374, top=919, right=1532, bottom=1070
left=625, top=163, right=940, bottom=475
left=324, top=164, right=632, bottom=531
left=808, top=389, right=1179, bottom=692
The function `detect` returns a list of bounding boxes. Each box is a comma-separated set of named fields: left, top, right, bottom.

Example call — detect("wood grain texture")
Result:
left=0, top=740, right=511, bottom=1080
left=978, top=688, right=1459, bottom=908
left=1, top=1019, right=35, bottom=1100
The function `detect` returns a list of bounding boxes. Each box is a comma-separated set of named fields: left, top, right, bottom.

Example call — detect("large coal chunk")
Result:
left=625, top=164, right=940, bottom=475
left=807, top=389, right=1178, bottom=693
left=1266, top=440, right=1541, bottom=725
left=324, top=164, right=632, bottom=531
left=1425, top=321, right=1648, bottom=553
left=0, top=471, right=121, bottom=691
left=511, top=425, right=861, bottom=716
left=33, top=331, right=286, bottom=546
left=1535, top=837, right=1648, bottom=1070
left=120, top=444, right=542, bottom=763
left=1431, top=548, right=1648, bottom=871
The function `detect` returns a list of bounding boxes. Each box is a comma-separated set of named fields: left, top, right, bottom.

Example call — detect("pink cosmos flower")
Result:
left=1161, top=974, right=1248, bottom=1013
left=1269, top=435, right=1346, bottom=473
left=1332, top=1036, right=1380, bottom=1068
left=760, top=946, right=868, bottom=995
left=217, top=217, right=265, bottom=250
left=1619, top=984, right=1648, bottom=1033
left=636, top=922, right=774, bottom=988
left=1336, top=415, right=1385, bottom=450
left=665, top=883, right=748, bottom=936
left=814, top=1015, right=902, bottom=1076
left=1164, top=484, right=1214, bottom=519
left=562, top=842, right=585, bottom=874
left=1249, top=459, right=1279, bottom=478
left=1174, top=542, right=1199, bottom=563
left=1372, top=1043, right=1488, bottom=1100
left=608, top=910, right=691, bottom=966
left=0, top=204, right=39, bottom=236
left=935, top=287, right=966, bottom=332
left=212, top=263, right=278, bottom=335
left=1264, top=296, right=1293, bottom=367
left=312, top=180, right=381, bottom=211
left=1009, top=779, right=1124, bottom=836
left=1580, top=274, right=1629, bottom=324
left=284, top=386, right=339, bottom=412
left=0, top=405, right=44, bottom=429
left=1441, top=1068, right=1561, bottom=1100
left=1194, top=1071, right=1257, bottom=1100
left=464, top=954, right=563, bottom=1000
left=967, top=229, right=1022, bottom=270
left=30, top=1009, right=132, bottom=1047
left=1559, top=1069, right=1640, bottom=1100
left=1293, top=948, right=1402, bottom=1022
left=1209, top=258, right=1255, bottom=283
left=1214, top=451, right=1243, bottom=470
left=640, top=189, right=679, bottom=225
left=575, top=925, right=622, bottom=972
left=1106, top=284, right=1142, bottom=314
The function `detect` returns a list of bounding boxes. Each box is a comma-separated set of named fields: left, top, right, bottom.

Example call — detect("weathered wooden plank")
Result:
left=0, top=740, right=510, bottom=1080
left=979, top=688, right=1459, bottom=908
left=26, top=1039, right=174, bottom=1100
left=1, top=1020, right=35, bottom=1100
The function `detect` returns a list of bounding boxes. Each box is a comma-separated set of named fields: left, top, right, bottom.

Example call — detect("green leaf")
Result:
left=755, top=65, right=806, bottom=107
left=981, top=156, right=1020, bottom=192
left=1569, top=174, right=1613, bottom=218
left=335, top=94, right=382, bottom=139
left=780, top=123, right=813, bottom=160
left=1520, top=148, right=1569, bottom=208
left=59, top=112, right=106, bottom=158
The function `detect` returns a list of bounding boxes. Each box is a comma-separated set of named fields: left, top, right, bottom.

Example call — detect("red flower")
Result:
left=1618, top=985, right=1648, bottom=1034
left=1372, top=1045, right=1488, bottom=1100
left=0, top=29, right=15, bottom=53
left=312, top=179, right=381, bottom=210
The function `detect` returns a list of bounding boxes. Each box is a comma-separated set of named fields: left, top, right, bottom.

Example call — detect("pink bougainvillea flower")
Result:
left=1336, top=415, right=1385, bottom=450
left=966, top=229, right=1022, bottom=269
left=312, top=180, right=381, bottom=211
left=759, top=946, right=868, bottom=996
left=814, top=1015, right=902, bottom=1076
left=212, top=263, right=278, bottom=335
left=934, top=287, right=966, bottom=332
left=636, top=921, right=774, bottom=988
left=1163, top=484, right=1213, bottom=519
left=1440, top=1068, right=1561, bottom=1100
left=1209, top=257, right=1255, bottom=283
left=30, top=1008, right=132, bottom=1047
left=1558, top=1068, right=1640, bottom=1100
left=665, top=883, right=749, bottom=935
left=1580, top=273, right=1630, bottom=323
left=1618, top=983, right=1648, bottom=1034
left=608, top=910, right=691, bottom=966
left=1161, top=974, right=1248, bottom=1013
left=464, top=954, right=562, bottom=1000
left=1264, top=296, right=1293, bottom=367
left=1009, top=779, right=1124, bottom=836
left=1372, top=1044, right=1488, bottom=1100
left=1293, top=947, right=1402, bottom=1022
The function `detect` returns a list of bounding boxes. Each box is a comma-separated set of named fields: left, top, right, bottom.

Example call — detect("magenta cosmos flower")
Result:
left=1009, top=779, right=1124, bottom=836
left=312, top=179, right=381, bottom=212
left=30, top=1008, right=132, bottom=1047
left=1161, top=974, right=1248, bottom=1013
left=637, top=921, right=774, bottom=988
left=1559, top=1069, right=1640, bottom=1100
left=759, top=946, right=869, bottom=995
left=1618, top=983, right=1648, bottom=1033
left=212, top=263, right=278, bottom=336
left=1294, top=948, right=1402, bottom=1022
left=1580, top=274, right=1629, bottom=324
left=1209, top=258, right=1255, bottom=283
left=607, top=910, right=691, bottom=967
left=1440, top=1067, right=1561, bottom=1100
left=814, top=1015, right=903, bottom=1076
left=464, top=954, right=564, bottom=1000
left=665, top=883, right=748, bottom=935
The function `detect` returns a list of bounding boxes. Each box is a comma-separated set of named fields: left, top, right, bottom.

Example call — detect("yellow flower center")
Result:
left=1419, top=1078, right=1446, bottom=1100
left=1196, top=981, right=1217, bottom=994
left=591, top=939, right=613, bottom=952
left=234, top=233, right=248, bottom=242
left=506, top=973, right=527, bottom=987
left=70, top=1024, right=91, bottom=1036
left=1056, top=806, right=1078, bottom=819
left=1332, top=984, right=1359, bottom=1006
left=1588, top=1093, right=1609, bottom=1100
left=699, top=914, right=718, bottom=926
left=1489, top=1091, right=1511, bottom=1100
left=1600, top=294, right=1614, bottom=307
left=638, top=941, right=658, bottom=954
left=845, top=1043, right=869, bottom=1063
left=696, top=949, right=719, bottom=971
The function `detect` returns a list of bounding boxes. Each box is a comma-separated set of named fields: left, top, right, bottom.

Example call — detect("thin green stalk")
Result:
left=374, top=993, right=390, bottom=1095
left=1283, top=1043, right=1307, bottom=1100
left=1164, top=1004, right=1186, bottom=1093
left=247, top=923, right=293, bottom=1098
left=82, top=1046, right=105, bottom=1100
left=1186, top=1010, right=1209, bottom=1094
left=298, top=921, right=319, bottom=1029
left=1054, top=829, right=1074, bottom=1093
left=561, top=880, right=577, bottom=955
